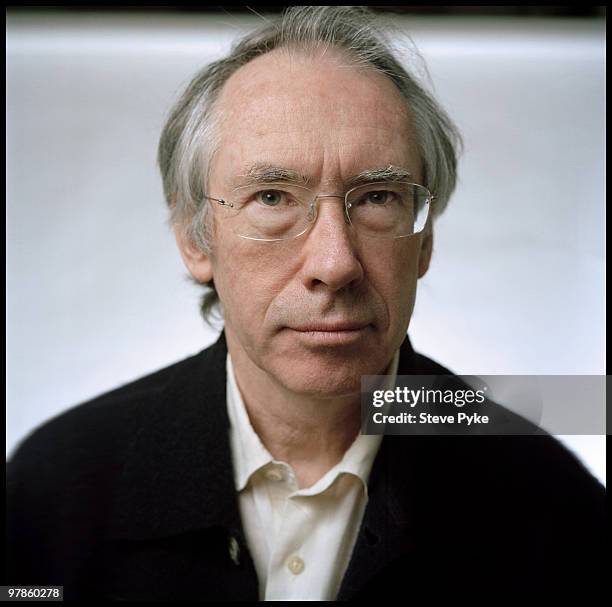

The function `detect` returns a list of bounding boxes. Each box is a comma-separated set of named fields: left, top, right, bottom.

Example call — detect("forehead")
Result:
left=212, top=47, right=420, bottom=185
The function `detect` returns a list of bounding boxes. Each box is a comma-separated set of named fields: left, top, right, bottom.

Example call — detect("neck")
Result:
left=227, top=334, right=364, bottom=488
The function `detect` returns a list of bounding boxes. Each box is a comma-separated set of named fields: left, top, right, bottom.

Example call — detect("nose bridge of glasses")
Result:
left=308, top=193, right=351, bottom=225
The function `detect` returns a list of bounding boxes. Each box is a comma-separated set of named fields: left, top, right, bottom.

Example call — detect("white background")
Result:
left=6, top=11, right=605, bottom=483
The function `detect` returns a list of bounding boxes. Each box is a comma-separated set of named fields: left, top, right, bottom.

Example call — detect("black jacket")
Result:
left=6, top=333, right=605, bottom=600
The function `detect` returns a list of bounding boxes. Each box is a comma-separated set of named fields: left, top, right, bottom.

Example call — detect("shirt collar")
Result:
left=226, top=354, right=272, bottom=491
left=226, top=349, right=400, bottom=494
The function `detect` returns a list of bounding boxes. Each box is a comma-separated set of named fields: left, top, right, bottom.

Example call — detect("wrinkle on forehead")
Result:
left=212, top=46, right=422, bottom=187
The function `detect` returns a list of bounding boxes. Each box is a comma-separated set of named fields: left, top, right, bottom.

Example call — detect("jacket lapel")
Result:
left=337, top=336, right=434, bottom=600
left=109, top=331, right=238, bottom=540
left=104, top=332, right=259, bottom=600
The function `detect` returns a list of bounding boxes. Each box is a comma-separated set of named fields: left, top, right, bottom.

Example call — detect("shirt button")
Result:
left=265, top=468, right=285, bottom=482
left=287, top=555, right=305, bottom=575
left=228, top=536, right=240, bottom=566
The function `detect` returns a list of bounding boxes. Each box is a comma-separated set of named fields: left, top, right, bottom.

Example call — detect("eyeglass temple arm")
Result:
left=203, top=195, right=234, bottom=209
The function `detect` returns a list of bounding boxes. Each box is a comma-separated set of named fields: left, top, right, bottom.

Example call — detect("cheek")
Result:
left=364, top=237, right=421, bottom=321
left=210, top=238, right=291, bottom=324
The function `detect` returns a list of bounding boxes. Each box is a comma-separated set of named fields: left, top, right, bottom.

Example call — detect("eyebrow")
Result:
left=233, top=163, right=413, bottom=188
left=345, top=166, right=413, bottom=188
left=235, top=164, right=311, bottom=187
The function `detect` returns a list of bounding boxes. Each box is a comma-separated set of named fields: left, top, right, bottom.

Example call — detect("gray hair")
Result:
left=157, top=6, right=463, bottom=321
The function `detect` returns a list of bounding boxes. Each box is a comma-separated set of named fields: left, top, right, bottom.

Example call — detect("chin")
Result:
left=269, top=355, right=381, bottom=399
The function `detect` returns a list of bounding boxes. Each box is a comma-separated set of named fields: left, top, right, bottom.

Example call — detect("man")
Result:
left=6, top=7, right=604, bottom=600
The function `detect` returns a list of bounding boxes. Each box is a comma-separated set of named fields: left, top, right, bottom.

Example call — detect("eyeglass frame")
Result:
left=202, top=180, right=435, bottom=242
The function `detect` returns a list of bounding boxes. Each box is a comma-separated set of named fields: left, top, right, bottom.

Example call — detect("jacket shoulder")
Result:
left=7, top=335, right=225, bottom=476
left=6, top=335, right=228, bottom=587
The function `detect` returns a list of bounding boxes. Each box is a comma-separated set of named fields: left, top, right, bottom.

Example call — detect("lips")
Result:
left=290, top=322, right=370, bottom=332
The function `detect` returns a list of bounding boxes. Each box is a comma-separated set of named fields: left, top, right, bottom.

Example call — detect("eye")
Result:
left=365, top=190, right=394, bottom=205
left=256, top=190, right=285, bottom=207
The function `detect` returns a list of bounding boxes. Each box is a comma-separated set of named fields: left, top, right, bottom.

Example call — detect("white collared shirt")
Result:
left=226, top=352, right=399, bottom=601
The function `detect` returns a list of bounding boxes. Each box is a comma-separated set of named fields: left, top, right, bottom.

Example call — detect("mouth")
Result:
left=287, top=322, right=372, bottom=345
left=292, top=322, right=370, bottom=332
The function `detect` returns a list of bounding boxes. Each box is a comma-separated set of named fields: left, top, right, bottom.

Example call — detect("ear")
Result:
left=417, top=229, right=433, bottom=279
left=174, top=224, right=214, bottom=284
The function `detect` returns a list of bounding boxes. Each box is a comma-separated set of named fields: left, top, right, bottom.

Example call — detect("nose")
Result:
left=299, top=197, right=364, bottom=292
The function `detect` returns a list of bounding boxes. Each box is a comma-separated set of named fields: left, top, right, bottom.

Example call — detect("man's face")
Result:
left=180, top=49, right=432, bottom=398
